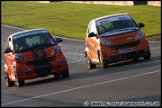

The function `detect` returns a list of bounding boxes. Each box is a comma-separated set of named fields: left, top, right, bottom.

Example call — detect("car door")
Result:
left=86, top=21, right=100, bottom=62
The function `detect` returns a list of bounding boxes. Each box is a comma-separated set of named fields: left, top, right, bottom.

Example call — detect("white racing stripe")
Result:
left=1, top=70, right=160, bottom=106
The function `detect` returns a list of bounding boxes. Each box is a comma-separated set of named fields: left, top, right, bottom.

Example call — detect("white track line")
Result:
left=1, top=60, right=160, bottom=79
left=2, top=24, right=84, bottom=42
left=2, top=24, right=26, bottom=30
left=151, top=47, right=161, bottom=50
left=1, top=70, right=160, bottom=106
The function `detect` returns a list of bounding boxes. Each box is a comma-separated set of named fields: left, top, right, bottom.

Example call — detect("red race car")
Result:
left=4, top=28, right=69, bottom=87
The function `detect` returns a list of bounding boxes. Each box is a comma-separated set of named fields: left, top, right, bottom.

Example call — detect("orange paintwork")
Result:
left=85, top=13, right=151, bottom=68
left=4, top=28, right=69, bottom=86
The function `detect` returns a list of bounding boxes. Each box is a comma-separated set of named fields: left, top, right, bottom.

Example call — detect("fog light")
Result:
left=54, top=65, right=60, bottom=69
left=19, top=68, right=30, bottom=73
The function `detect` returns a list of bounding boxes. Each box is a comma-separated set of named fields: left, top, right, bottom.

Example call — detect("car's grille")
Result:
left=25, top=56, right=56, bottom=66
left=109, top=50, right=144, bottom=63
left=34, top=63, right=52, bottom=76
left=110, top=41, right=140, bottom=50
left=109, top=51, right=136, bottom=62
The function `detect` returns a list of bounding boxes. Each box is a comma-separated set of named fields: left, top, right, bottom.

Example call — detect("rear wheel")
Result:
left=4, top=72, right=14, bottom=87
left=86, top=55, right=96, bottom=69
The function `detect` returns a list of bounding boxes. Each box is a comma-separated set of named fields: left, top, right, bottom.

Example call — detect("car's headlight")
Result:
left=15, top=55, right=28, bottom=60
left=135, top=31, right=144, bottom=39
left=51, top=46, right=61, bottom=54
left=100, top=39, right=112, bottom=45
left=19, top=68, right=30, bottom=73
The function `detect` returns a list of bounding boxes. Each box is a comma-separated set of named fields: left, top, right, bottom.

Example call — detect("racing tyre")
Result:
left=99, top=52, right=108, bottom=68
left=4, top=72, right=14, bottom=87
left=144, top=55, right=150, bottom=60
left=54, top=73, right=60, bottom=79
left=14, top=71, right=25, bottom=87
left=61, top=70, right=69, bottom=78
left=86, top=55, right=96, bottom=69
left=100, top=60, right=108, bottom=68
left=133, top=57, right=139, bottom=62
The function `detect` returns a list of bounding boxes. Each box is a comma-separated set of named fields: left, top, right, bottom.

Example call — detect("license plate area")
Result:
left=35, top=64, right=50, bottom=70
left=34, top=63, right=52, bottom=76
left=121, top=48, right=133, bottom=54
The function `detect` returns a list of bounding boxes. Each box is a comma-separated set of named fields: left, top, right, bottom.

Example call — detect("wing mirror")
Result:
left=88, top=32, right=97, bottom=37
left=56, top=37, right=63, bottom=43
left=4, top=48, right=13, bottom=53
left=138, top=23, right=145, bottom=28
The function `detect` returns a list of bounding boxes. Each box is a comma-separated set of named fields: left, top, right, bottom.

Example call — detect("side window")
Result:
left=90, top=21, right=97, bottom=34
left=86, top=21, right=97, bottom=36
left=87, top=22, right=92, bottom=36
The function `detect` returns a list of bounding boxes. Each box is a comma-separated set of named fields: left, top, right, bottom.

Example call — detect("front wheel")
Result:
left=14, top=71, right=25, bottom=87
left=99, top=52, right=108, bottom=68
left=54, top=73, right=60, bottom=79
left=100, top=60, right=108, bottom=68
left=133, top=57, right=139, bottom=62
left=61, top=70, right=69, bottom=78
left=86, top=55, right=96, bottom=69
left=144, top=55, right=150, bottom=60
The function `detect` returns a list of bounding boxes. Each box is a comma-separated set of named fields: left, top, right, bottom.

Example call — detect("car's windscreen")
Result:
left=13, top=30, right=56, bottom=53
left=96, top=15, right=139, bottom=37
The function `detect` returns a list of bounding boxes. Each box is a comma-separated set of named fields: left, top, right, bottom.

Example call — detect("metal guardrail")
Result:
left=35, top=1, right=161, bottom=7
left=63, top=1, right=161, bottom=7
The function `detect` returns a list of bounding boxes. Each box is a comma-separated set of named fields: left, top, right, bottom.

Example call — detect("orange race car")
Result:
left=85, top=13, right=151, bottom=69
left=4, top=28, right=69, bottom=87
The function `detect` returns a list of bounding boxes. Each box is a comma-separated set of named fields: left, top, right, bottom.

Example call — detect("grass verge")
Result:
left=2, top=1, right=161, bottom=40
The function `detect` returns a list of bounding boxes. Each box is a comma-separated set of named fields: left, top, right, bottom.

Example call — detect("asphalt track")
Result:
left=1, top=24, right=161, bottom=107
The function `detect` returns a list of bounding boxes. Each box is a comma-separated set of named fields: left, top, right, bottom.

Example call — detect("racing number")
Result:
left=37, top=51, right=43, bottom=59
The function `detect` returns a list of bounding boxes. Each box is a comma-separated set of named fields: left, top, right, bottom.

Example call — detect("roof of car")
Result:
left=9, top=28, right=47, bottom=38
left=92, top=13, right=129, bottom=21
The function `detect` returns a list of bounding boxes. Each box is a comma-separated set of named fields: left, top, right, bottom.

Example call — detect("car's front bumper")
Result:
left=105, top=50, right=151, bottom=64
left=16, top=54, right=68, bottom=80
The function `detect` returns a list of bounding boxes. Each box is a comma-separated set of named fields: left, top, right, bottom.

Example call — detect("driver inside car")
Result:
left=15, top=38, right=30, bottom=51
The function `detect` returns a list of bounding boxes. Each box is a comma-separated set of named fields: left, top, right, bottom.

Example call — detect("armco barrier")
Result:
left=35, top=1, right=161, bottom=7
left=64, top=1, right=161, bottom=7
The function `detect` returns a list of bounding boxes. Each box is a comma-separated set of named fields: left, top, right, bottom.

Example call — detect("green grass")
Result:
left=1, top=1, right=161, bottom=40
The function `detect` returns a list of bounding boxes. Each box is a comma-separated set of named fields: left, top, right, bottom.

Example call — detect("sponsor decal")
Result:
left=33, top=47, right=47, bottom=60
left=121, top=48, right=133, bottom=53
left=96, top=15, right=131, bottom=26
left=36, top=51, right=44, bottom=59
left=13, top=30, right=48, bottom=39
